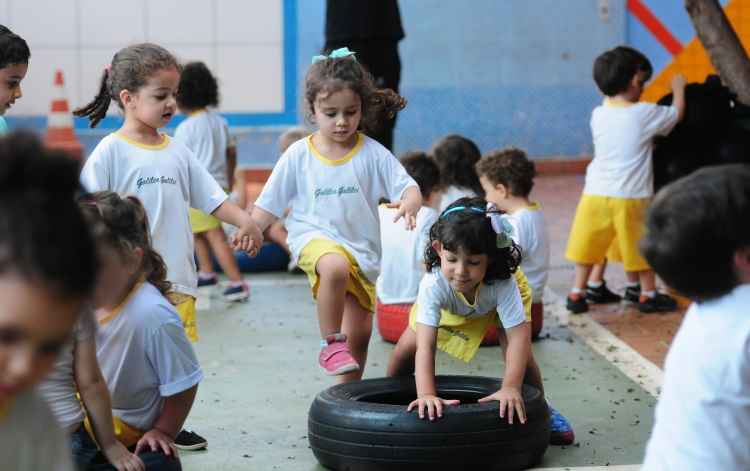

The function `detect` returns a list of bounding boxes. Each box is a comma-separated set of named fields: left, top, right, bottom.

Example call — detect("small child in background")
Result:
left=565, top=45, right=686, bottom=314
left=175, top=61, right=249, bottom=302
left=477, top=147, right=550, bottom=339
left=431, top=134, right=484, bottom=212
left=0, top=132, right=98, bottom=471
left=376, top=151, right=441, bottom=311
left=78, top=192, right=203, bottom=470
left=641, top=165, right=750, bottom=470
left=0, top=25, right=30, bottom=134
left=251, top=48, right=421, bottom=381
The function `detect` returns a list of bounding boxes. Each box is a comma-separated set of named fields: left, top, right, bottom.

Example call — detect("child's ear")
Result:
left=120, top=89, right=134, bottom=108
left=496, top=183, right=509, bottom=199
left=431, top=240, right=443, bottom=254
left=128, top=247, right=145, bottom=275
left=733, top=247, right=750, bottom=283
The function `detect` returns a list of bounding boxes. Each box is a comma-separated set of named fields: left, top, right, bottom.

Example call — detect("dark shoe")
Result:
left=585, top=281, right=622, bottom=304
left=174, top=430, right=208, bottom=450
left=638, top=293, right=677, bottom=313
left=197, top=274, right=218, bottom=288
left=222, top=282, right=250, bottom=302
left=623, top=284, right=641, bottom=303
left=566, top=294, right=588, bottom=314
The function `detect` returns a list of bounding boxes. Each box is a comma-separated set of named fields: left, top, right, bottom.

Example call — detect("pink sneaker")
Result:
left=319, top=334, right=360, bottom=376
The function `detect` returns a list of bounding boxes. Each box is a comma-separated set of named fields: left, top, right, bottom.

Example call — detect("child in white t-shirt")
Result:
left=431, top=134, right=484, bottom=212
left=386, top=197, right=574, bottom=446
left=76, top=44, right=263, bottom=346
left=641, top=165, right=750, bottom=470
left=252, top=48, right=421, bottom=381
left=376, top=151, right=441, bottom=316
left=477, top=147, right=549, bottom=339
left=77, top=192, right=203, bottom=470
left=0, top=26, right=29, bottom=135
left=565, top=45, right=686, bottom=314
left=0, top=132, right=99, bottom=471
left=175, top=61, right=249, bottom=302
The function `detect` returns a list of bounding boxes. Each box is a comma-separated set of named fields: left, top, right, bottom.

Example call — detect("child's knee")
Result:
left=316, top=253, right=351, bottom=281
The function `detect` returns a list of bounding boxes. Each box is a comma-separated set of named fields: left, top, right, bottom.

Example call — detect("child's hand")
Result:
left=478, top=386, right=526, bottom=424
left=407, top=394, right=460, bottom=421
left=671, top=73, right=687, bottom=91
left=232, top=220, right=264, bottom=257
left=134, top=428, right=177, bottom=458
left=387, top=199, right=419, bottom=230
left=103, top=441, right=145, bottom=471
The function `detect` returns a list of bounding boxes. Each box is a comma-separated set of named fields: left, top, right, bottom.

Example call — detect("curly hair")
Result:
left=476, top=147, right=536, bottom=197
left=79, top=191, right=172, bottom=298
left=399, top=151, right=441, bottom=199
left=305, top=52, right=406, bottom=134
left=0, top=131, right=96, bottom=299
left=177, top=61, right=219, bottom=111
left=0, top=25, right=30, bottom=69
left=425, top=197, right=521, bottom=283
left=74, top=43, right=180, bottom=128
left=431, top=134, right=484, bottom=197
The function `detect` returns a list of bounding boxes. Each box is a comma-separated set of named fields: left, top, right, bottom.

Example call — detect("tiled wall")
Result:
left=0, top=0, right=284, bottom=116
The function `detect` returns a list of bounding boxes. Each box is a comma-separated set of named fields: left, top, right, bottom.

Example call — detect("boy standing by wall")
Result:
left=565, top=46, right=686, bottom=314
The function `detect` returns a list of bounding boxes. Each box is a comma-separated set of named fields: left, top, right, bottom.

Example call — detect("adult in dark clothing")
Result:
left=325, top=0, right=404, bottom=151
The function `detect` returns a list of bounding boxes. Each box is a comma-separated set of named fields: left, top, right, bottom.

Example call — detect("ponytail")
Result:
left=73, top=69, right=112, bottom=128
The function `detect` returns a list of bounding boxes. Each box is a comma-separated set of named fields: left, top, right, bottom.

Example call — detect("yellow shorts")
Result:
left=166, top=292, right=198, bottom=342
left=297, top=238, right=376, bottom=312
left=565, top=195, right=650, bottom=272
left=408, top=269, right=532, bottom=362
left=606, top=239, right=623, bottom=263
left=189, top=208, right=222, bottom=234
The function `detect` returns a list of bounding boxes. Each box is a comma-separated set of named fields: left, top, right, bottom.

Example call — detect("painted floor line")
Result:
left=544, top=288, right=663, bottom=398
left=531, top=466, right=641, bottom=471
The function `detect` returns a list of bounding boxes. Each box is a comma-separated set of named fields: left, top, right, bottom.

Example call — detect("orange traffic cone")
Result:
left=44, top=69, right=83, bottom=161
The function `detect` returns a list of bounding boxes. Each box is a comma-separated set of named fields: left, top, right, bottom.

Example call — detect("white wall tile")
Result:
left=79, top=0, right=146, bottom=47
left=166, top=45, right=216, bottom=71
left=216, top=0, right=282, bottom=44
left=216, top=44, right=283, bottom=113
left=10, top=48, right=77, bottom=116
left=147, top=0, right=213, bottom=45
left=10, top=0, right=76, bottom=47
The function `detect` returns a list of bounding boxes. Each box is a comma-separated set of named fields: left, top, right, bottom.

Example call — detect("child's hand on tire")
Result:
left=407, top=394, right=460, bottom=421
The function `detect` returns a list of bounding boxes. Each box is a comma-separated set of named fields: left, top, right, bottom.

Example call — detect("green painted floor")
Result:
left=181, top=273, right=655, bottom=470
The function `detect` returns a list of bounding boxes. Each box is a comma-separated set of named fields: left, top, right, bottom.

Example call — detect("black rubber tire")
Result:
left=309, top=375, right=549, bottom=470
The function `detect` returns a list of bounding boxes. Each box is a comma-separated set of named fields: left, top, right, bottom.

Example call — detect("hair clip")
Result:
left=312, top=47, right=357, bottom=64
left=440, top=205, right=485, bottom=219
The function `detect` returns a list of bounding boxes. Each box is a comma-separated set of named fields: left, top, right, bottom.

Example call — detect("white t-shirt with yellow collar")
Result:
left=255, top=133, right=417, bottom=284
left=415, top=268, right=525, bottom=329
left=585, top=98, right=679, bottom=198
left=174, top=110, right=231, bottom=189
left=502, top=203, right=550, bottom=302
left=80, top=132, right=227, bottom=296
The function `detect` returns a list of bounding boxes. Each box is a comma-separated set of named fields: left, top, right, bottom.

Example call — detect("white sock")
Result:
left=570, top=287, right=583, bottom=295
left=198, top=271, right=214, bottom=279
left=626, top=281, right=640, bottom=288
left=642, top=290, right=656, bottom=298
left=587, top=281, right=603, bottom=289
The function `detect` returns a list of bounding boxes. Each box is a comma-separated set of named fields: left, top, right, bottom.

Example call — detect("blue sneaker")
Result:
left=223, top=282, right=250, bottom=302
left=548, top=406, right=575, bottom=445
left=197, top=274, right=218, bottom=287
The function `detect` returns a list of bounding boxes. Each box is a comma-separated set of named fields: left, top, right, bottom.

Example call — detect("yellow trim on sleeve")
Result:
left=307, top=133, right=364, bottom=166
left=527, top=202, right=541, bottom=211
left=113, top=132, right=170, bottom=150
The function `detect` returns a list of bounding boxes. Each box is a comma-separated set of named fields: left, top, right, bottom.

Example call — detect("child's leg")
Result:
left=337, top=293, right=372, bottom=383
left=315, top=253, right=350, bottom=337
left=194, top=233, right=214, bottom=275
left=386, top=327, right=418, bottom=377
left=636, top=270, right=656, bottom=292
left=204, top=227, right=243, bottom=283
left=572, top=263, right=593, bottom=292
left=265, top=220, right=290, bottom=254
left=588, top=261, right=606, bottom=283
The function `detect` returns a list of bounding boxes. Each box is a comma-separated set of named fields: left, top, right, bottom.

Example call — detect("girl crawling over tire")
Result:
left=386, top=197, right=575, bottom=445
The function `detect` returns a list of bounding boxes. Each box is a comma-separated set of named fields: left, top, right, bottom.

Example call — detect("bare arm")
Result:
left=671, top=73, right=687, bottom=123
left=134, top=385, right=198, bottom=457
left=387, top=186, right=423, bottom=230
left=250, top=205, right=280, bottom=234
left=478, top=322, right=531, bottom=424
left=75, top=339, right=144, bottom=470
left=408, top=323, right=460, bottom=420
left=212, top=200, right=263, bottom=255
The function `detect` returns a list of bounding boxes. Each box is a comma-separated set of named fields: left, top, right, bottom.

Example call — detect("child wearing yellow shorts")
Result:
left=565, top=45, right=686, bottom=314
left=386, top=197, right=575, bottom=446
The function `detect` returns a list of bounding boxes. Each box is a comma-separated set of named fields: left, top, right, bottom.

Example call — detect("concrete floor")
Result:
left=181, top=273, right=657, bottom=470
